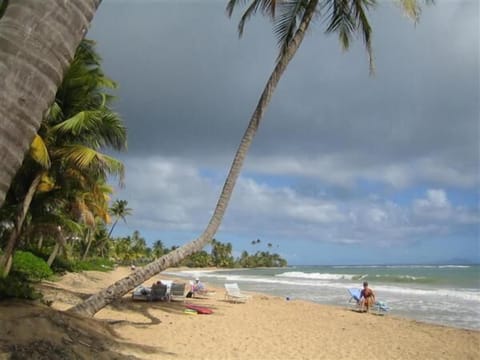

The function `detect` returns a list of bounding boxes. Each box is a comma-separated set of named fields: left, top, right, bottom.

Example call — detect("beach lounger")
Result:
left=132, top=283, right=168, bottom=301
left=224, top=283, right=250, bottom=303
left=347, top=288, right=390, bottom=314
left=150, top=283, right=168, bottom=301
left=169, top=282, right=186, bottom=302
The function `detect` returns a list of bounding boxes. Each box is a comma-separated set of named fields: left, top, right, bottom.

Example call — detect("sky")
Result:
left=87, top=0, right=479, bottom=265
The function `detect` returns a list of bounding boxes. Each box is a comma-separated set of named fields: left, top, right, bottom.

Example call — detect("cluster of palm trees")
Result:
left=0, top=39, right=127, bottom=276
left=0, top=0, right=426, bottom=316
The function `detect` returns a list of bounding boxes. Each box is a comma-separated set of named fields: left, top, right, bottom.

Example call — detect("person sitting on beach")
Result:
left=359, top=281, right=375, bottom=312
left=190, top=278, right=207, bottom=296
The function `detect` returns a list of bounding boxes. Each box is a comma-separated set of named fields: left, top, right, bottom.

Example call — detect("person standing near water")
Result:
left=359, top=281, right=375, bottom=312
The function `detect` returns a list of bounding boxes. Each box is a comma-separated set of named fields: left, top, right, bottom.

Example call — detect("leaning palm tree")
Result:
left=69, top=0, right=427, bottom=317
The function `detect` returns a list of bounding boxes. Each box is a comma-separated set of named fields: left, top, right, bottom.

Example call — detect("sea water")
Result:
left=164, top=265, right=480, bottom=330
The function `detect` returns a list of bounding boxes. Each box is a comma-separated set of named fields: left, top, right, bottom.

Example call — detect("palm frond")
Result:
left=93, top=112, right=127, bottom=151
left=274, top=0, right=308, bottom=57
left=52, top=110, right=102, bottom=135
left=397, top=0, right=421, bottom=22
left=226, top=0, right=252, bottom=17
left=37, top=173, right=55, bottom=193
left=228, top=0, right=279, bottom=36
left=30, top=134, right=51, bottom=169
left=238, top=0, right=264, bottom=36
left=352, top=0, right=376, bottom=74
left=51, top=110, right=126, bottom=151
left=45, top=101, right=64, bottom=123
left=54, top=145, right=125, bottom=184
left=324, top=0, right=376, bottom=73
left=324, top=0, right=356, bottom=49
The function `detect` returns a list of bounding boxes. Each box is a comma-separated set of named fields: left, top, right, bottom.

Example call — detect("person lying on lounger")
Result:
left=359, top=281, right=376, bottom=312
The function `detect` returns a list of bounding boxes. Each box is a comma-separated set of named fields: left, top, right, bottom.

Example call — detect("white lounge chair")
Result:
left=169, top=282, right=186, bottom=302
left=224, top=283, right=250, bottom=303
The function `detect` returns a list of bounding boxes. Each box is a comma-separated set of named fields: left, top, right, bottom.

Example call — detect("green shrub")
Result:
left=71, top=258, right=114, bottom=272
left=50, top=256, right=75, bottom=273
left=12, top=251, right=53, bottom=280
left=0, top=272, right=42, bottom=300
left=22, top=247, right=76, bottom=274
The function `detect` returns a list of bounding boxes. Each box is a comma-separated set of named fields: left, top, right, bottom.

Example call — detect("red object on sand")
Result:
left=185, top=304, right=213, bottom=314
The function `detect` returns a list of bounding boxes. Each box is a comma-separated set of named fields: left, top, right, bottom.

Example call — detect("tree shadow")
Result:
left=0, top=300, right=177, bottom=360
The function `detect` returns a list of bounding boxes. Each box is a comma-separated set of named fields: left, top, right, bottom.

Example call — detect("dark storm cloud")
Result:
left=89, top=0, right=478, bottom=188
left=90, top=1, right=277, bottom=158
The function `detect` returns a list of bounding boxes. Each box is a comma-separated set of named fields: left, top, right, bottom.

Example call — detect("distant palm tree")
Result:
left=152, top=240, right=166, bottom=258
left=108, top=199, right=132, bottom=238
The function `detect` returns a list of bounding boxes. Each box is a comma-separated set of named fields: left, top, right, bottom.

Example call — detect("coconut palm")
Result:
left=108, top=200, right=132, bottom=238
left=0, top=0, right=103, bottom=207
left=69, top=0, right=428, bottom=317
left=0, top=39, right=125, bottom=275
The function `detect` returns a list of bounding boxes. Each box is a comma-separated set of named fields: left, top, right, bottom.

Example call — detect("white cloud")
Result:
left=413, top=189, right=451, bottom=220
left=245, top=154, right=478, bottom=190
left=114, top=157, right=478, bottom=250
left=118, top=156, right=217, bottom=232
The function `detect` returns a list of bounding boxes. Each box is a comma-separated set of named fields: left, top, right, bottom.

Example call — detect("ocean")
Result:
left=164, top=265, right=480, bottom=330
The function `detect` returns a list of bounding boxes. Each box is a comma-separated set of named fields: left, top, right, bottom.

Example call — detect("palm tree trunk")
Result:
left=47, top=243, right=60, bottom=267
left=0, top=0, right=102, bottom=208
left=37, top=234, right=44, bottom=249
left=0, top=172, right=42, bottom=276
left=107, top=218, right=119, bottom=238
left=82, top=228, right=93, bottom=260
left=48, top=226, right=66, bottom=267
left=69, top=0, right=319, bottom=317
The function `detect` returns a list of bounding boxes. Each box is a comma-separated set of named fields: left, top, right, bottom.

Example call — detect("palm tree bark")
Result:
left=69, top=0, right=319, bottom=317
left=47, top=243, right=60, bottom=267
left=0, top=172, right=42, bottom=276
left=82, top=228, right=93, bottom=260
left=0, top=0, right=102, bottom=207
left=107, top=218, right=119, bottom=238
left=47, top=227, right=65, bottom=267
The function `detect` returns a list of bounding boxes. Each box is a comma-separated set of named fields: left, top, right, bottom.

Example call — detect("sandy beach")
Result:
left=0, top=266, right=479, bottom=359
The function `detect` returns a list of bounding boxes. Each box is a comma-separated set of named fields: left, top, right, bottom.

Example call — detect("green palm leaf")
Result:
left=51, top=110, right=126, bottom=151
left=228, top=0, right=279, bottom=35
left=52, top=110, right=104, bottom=135
left=55, top=145, right=125, bottom=181
left=273, top=0, right=309, bottom=57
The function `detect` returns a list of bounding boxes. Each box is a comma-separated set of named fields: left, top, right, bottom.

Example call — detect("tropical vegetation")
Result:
left=0, top=38, right=126, bottom=284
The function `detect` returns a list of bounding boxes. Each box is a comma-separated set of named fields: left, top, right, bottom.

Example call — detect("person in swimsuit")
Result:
left=359, top=281, right=375, bottom=312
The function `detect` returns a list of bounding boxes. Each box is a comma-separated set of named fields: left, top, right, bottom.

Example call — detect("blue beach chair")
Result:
left=348, top=288, right=362, bottom=303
